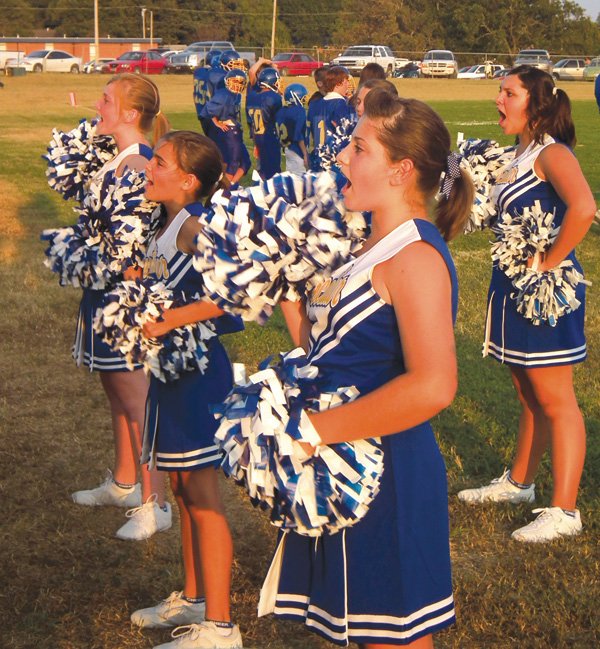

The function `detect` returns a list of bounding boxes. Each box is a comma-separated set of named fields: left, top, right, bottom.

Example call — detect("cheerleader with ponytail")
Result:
left=128, top=131, right=244, bottom=649
left=458, top=66, right=596, bottom=543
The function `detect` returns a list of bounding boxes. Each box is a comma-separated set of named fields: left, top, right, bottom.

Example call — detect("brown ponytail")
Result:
left=509, top=65, right=576, bottom=148
left=363, top=89, right=473, bottom=241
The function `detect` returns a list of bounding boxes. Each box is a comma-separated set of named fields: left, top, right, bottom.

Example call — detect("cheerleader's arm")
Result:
left=534, top=143, right=596, bottom=271
left=308, top=241, right=457, bottom=445
left=143, top=300, right=225, bottom=339
left=280, top=299, right=311, bottom=351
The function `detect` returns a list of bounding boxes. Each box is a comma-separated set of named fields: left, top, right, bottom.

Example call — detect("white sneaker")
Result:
left=72, top=470, right=141, bottom=508
left=511, top=507, right=582, bottom=543
left=457, top=469, right=535, bottom=504
left=116, top=496, right=172, bottom=541
left=131, top=591, right=205, bottom=629
left=154, top=621, right=243, bottom=649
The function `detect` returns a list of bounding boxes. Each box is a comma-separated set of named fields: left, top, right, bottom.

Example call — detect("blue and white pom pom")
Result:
left=491, top=201, right=558, bottom=278
left=44, top=119, right=117, bottom=202
left=194, top=171, right=368, bottom=324
left=456, top=134, right=515, bottom=233
left=41, top=218, right=109, bottom=288
left=93, top=279, right=217, bottom=382
left=510, top=261, right=590, bottom=327
left=491, top=200, right=590, bottom=325
left=213, top=348, right=384, bottom=537
left=42, top=173, right=159, bottom=289
left=313, top=116, right=357, bottom=172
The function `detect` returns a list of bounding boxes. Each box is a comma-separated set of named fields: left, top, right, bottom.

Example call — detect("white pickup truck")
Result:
left=331, top=45, right=397, bottom=76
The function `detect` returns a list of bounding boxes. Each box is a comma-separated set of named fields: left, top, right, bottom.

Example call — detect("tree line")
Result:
left=1, top=0, right=599, bottom=56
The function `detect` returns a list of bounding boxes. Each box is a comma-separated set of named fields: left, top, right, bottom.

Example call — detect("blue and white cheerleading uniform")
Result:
left=271, top=219, right=457, bottom=646
left=73, top=142, right=153, bottom=372
left=141, top=203, right=243, bottom=471
left=484, top=136, right=587, bottom=367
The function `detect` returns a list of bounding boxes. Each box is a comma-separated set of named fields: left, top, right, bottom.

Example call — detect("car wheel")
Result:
left=280, top=67, right=288, bottom=76
left=70, top=65, right=80, bottom=74
left=161, top=66, right=168, bottom=74
left=134, top=66, right=141, bottom=74
left=553, top=72, right=559, bottom=80
left=386, top=64, right=393, bottom=77
left=33, top=63, right=43, bottom=73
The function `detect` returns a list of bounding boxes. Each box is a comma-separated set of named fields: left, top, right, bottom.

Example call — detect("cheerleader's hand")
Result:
left=527, top=251, right=547, bottom=272
left=142, top=313, right=175, bottom=339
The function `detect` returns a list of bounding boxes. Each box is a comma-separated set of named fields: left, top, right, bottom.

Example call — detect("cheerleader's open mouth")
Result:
left=498, top=109, right=506, bottom=127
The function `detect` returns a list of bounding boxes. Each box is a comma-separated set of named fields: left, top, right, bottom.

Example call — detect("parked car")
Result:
left=493, top=68, right=512, bottom=79
left=104, top=50, right=168, bottom=75
left=458, top=63, right=505, bottom=79
left=393, top=61, right=420, bottom=78
left=421, top=50, right=458, bottom=78
left=514, top=49, right=553, bottom=73
left=8, top=49, right=82, bottom=73
left=272, top=52, right=323, bottom=76
left=83, top=58, right=115, bottom=74
left=331, top=45, right=397, bottom=76
left=582, top=57, right=600, bottom=81
left=552, top=58, right=587, bottom=81
left=169, top=41, right=256, bottom=73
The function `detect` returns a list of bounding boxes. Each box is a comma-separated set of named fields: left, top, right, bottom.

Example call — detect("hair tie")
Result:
left=552, top=86, right=558, bottom=97
left=156, top=109, right=161, bottom=117
left=440, top=152, right=462, bottom=199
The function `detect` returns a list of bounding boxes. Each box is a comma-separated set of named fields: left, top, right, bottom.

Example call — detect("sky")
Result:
left=578, top=0, right=599, bottom=18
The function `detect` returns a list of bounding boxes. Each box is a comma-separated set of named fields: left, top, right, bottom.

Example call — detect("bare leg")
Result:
left=509, top=367, right=550, bottom=485
left=170, top=472, right=204, bottom=599
left=524, top=365, right=586, bottom=509
left=179, top=469, right=233, bottom=621
left=363, top=634, right=433, bottom=649
left=100, top=370, right=165, bottom=506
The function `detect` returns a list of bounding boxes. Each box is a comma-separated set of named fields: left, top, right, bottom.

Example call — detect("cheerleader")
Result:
left=267, top=89, right=473, bottom=647
left=458, top=67, right=596, bottom=542
left=68, top=74, right=171, bottom=540
left=130, top=131, right=243, bottom=649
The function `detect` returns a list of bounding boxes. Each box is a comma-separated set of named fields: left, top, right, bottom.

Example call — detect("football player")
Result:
left=275, top=83, right=309, bottom=176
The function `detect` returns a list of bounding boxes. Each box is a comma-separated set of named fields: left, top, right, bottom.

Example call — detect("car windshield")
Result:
left=588, top=58, right=600, bottom=66
left=273, top=54, right=292, bottom=61
left=27, top=50, right=49, bottom=58
left=342, top=47, right=373, bottom=57
left=119, top=52, right=142, bottom=60
left=426, top=51, right=453, bottom=60
left=518, top=51, right=548, bottom=58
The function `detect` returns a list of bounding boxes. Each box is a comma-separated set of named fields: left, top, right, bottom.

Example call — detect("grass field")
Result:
left=0, top=74, right=599, bottom=649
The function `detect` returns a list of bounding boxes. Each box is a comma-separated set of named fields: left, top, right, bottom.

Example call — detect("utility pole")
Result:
left=93, top=0, right=99, bottom=64
left=270, top=0, right=277, bottom=58
left=141, top=7, right=146, bottom=39
left=150, top=11, right=154, bottom=49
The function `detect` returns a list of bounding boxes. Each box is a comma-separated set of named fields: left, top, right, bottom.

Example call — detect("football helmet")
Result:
left=284, top=83, right=308, bottom=107
left=206, top=49, right=222, bottom=68
left=257, top=66, right=282, bottom=93
left=220, top=49, right=245, bottom=71
left=224, top=69, right=248, bottom=94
